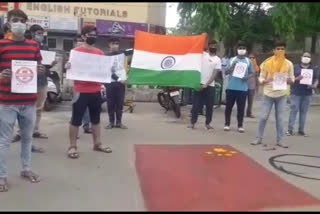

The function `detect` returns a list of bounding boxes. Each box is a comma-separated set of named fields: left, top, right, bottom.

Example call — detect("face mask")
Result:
left=237, top=49, right=246, bottom=56
left=86, top=37, right=96, bottom=45
left=11, top=22, right=27, bottom=36
left=34, top=35, right=44, bottom=43
left=301, top=56, right=311, bottom=64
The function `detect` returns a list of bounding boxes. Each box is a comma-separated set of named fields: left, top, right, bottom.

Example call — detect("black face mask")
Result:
left=86, top=37, right=96, bottom=45
left=209, top=48, right=217, bottom=54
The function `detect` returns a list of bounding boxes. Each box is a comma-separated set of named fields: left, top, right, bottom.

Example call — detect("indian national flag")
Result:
left=128, top=31, right=206, bottom=89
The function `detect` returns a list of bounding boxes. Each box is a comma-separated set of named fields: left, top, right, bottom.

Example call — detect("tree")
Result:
left=270, top=3, right=320, bottom=53
left=177, top=2, right=276, bottom=55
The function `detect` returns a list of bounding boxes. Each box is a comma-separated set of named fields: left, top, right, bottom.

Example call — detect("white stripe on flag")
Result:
left=131, top=50, right=202, bottom=71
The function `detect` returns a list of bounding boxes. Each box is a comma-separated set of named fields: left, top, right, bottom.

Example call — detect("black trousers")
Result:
left=224, top=89, right=247, bottom=127
left=105, top=82, right=125, bottom=124
left=191, top=86, right=215, bottom=125
left=246, top=89, right=255, bottom=116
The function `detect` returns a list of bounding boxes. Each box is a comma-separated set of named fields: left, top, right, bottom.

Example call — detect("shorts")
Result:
left=70, top=92, right=102, bottom=126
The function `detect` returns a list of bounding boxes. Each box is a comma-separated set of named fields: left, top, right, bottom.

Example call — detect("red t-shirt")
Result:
left=72, top=46, right=104, bottom=93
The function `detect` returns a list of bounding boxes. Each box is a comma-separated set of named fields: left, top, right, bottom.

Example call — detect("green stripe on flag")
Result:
left=128, top=68, right=201, bottom=89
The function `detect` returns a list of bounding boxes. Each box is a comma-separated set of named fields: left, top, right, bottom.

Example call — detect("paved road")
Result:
left=1, top=101, right=320, bottom=211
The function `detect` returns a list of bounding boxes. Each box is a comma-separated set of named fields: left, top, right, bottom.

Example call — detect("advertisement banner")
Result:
left=96, top=19, right=148, bottom=38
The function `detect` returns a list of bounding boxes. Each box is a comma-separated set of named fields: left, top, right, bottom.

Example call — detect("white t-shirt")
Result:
left=201, top=52, right=222, bottom=87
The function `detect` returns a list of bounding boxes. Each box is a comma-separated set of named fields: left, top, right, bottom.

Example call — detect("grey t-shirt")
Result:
left=248, top=72, right=257, bottom=90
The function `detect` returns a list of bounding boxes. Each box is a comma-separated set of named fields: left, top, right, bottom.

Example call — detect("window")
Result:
left=63, top=39, right=74, bottom=52
left=48, top=38, right=57, bottom=49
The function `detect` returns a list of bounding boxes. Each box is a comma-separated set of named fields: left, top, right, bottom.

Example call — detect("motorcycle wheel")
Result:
left=43, top=98, right=54, bottom=112
left=157, top=92, right=169, bottom=110
left=169, top=96, right=181, bottom=118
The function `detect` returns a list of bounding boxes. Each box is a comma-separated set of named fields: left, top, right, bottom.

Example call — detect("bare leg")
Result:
left=91, top=124, right=101, bottom=145
left=69, top=124, right=79, bottom=148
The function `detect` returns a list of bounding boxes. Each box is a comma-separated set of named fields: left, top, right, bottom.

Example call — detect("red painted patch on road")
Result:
left=135, top=145, right=320, bottom=211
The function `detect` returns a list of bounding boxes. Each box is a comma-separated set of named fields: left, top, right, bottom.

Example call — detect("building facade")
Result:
left=0, top=2, right=166, bottom=52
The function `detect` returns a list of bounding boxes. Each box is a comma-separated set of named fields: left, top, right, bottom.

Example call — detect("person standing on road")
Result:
left=105, top=37, right=128, bottom=130
left=65, top=25, right=112, bottom=159
left=0, top=9, right=44, bottom=192
left=286, top=52, right=319, bottom=137
left=246, top=53, right=260, bottom=118
left=251, top=40, right=295, bottom=150
left=189, top=40, right=222, bottom=130
left=12, top=25, right=57, bottom=150
left=74, top=36, right=92, bottom=135
left=224, top=41, right=254, bottom=133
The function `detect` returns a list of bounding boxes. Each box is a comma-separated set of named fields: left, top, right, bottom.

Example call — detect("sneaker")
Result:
left=205, top=124, right=214, bottom=130
left=262, top=144, right=276, bottom=151
left=246, top=115, right=255, bottom=118
left=298, top=131, right=308, bottom=137
left=238, top=127, right=245, bottom=133
left=116, top=123, right=128, bottom=129
left=276, top=142, right=289, bottom=148
left=286, top=130, right=293, bottom=136
left=224, top=126, right=230, bottom=131
left=188, top=124, right=195, bottom=129
left=105, top=124, right=114, bottom=129
left=83, top=128, right=92, bottom=134
left=251, top=139, right=262, bottom=146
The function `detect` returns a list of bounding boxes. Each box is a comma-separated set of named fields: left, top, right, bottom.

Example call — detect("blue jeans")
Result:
left=257, top=95, right=286, bottom=143
left=82, top=108, right=90, bottom=130
left=0, top=105, right=36, bottom=178
left=288, top=95, right=312, bottom=133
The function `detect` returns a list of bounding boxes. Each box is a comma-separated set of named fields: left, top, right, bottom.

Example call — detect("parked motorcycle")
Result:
left=44, top=71, right=62, bottom=111
left=157, top=87, right=181, bottom=118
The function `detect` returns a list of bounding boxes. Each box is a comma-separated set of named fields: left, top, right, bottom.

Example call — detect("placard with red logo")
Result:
left=11, top=60, right=37, bottom=93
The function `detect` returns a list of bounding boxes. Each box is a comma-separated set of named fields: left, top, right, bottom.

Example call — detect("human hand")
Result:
left=295, top=75, right=303, bottom=81
left=37, top=64, right=46, bottom=74
left=0, top=69, right=12, bottom=80
left=65, top=62, right=71, bottom=70
left=51, top=60, right=58, bottom=67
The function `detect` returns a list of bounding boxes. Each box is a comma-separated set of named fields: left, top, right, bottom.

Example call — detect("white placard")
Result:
left=66, top=50, right=113, bottom=83
left=40, top=50, right=56, bottom=65
left=11, top=60, right=37, bottom=93
left=232, top=62, right=248, bottom=79
left=300, top=69, right=313, bottom=85
left=273, top=73, right=287, bottom=91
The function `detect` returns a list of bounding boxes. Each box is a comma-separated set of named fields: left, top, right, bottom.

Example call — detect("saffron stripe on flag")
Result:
left=134, top=31, right=206, bottom=55
left=128, top=68, right=200, bottom=89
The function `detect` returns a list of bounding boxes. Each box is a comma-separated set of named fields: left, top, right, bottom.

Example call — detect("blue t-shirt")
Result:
left=291, top=64, right=319, bottom=96
left=226, top=56, right=254, bottom=91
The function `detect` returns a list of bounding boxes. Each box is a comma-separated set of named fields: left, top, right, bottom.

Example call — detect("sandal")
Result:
left=33, top=132, right=48, bottom=139
left=0, top=178, right=8, bottom=192
left=20, top=171, right=41, bottom=183
left=67, top=146, right=79, bottom=159
left=93, top=143, right=112, bottom=153
left=12, top=134, right=21, bottom=143
left=32, top=145, right=45, bottom=153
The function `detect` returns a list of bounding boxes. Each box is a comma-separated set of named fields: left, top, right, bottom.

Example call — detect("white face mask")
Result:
left=301, top=56, right=311, bottom=64
left=237, top=49, right=247, bottom=56
left=35, top=35, right=44, bottom=43
left=10, top=22, right=27, bottom=37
